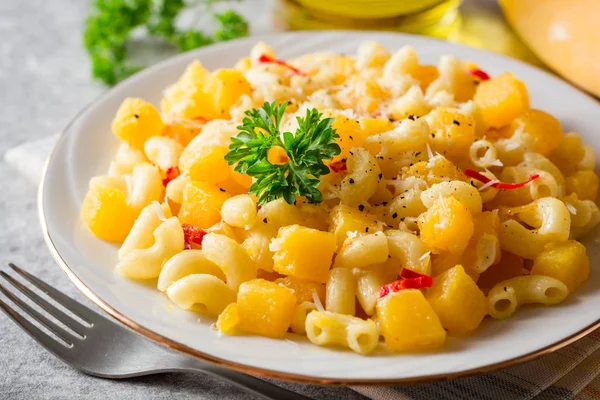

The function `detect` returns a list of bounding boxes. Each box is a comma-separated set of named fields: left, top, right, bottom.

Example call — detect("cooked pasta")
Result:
left=80, top=41, right=598, bottom=355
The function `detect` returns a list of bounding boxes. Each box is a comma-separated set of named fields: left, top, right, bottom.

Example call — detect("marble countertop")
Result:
left=0, top=1, right=367, bottom=399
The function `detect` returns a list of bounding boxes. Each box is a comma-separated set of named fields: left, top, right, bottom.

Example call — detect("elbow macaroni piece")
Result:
left=166, top=273, right=236, bottom=316
left=144, top=136, right=184, bottom=171
left=305, top=311, right=379, bottom=355
left=119, top=202, right=171, bottom=260
left=202, top=233, right=258, bottom=291
left=127, top=163, right=164, bottom=213
left=326, top=267, right=356, bottom=315
left=116, top=217, right=185, bottom=279
left=220, top=194, right=257, bottom=229
left=385, top=230, right=430, bottom=275
left=469, top=139, right=500, bottom=168
left=499, top=197, right=571, bottom=259
left=291, top=302, right=317, bottom=335
left=333, top=231, right=389, bottom=269
left=487, top=275, right=569, bottom=319
left=157, top=249, right=226, bottom=292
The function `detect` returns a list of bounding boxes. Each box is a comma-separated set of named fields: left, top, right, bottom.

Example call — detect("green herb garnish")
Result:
left=84, top=0, right=248, bottom=86
left=225, top=101, right=341, bottom=205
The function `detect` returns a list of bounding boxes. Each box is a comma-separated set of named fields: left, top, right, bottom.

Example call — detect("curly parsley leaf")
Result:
left=225, top=101, right=341, bottom=205
left=84, top=0, right=248, bottom=86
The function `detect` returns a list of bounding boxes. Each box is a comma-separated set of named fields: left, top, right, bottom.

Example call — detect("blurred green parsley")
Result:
left=84, top=0, right=248, bottom=85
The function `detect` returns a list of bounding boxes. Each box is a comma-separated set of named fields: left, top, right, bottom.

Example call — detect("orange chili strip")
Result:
left=182, top=224, right=207, bottom=250
left=193, top=116, right=210, bottom=123
left=162, top=166, right=181, bottom=186
left=379, top=276, right=433, bottom=298
left=468, top=68, right=490, bottom=81
left=258, top=54, right=306, bottom=76
left=329, top=160, right=347, bottom=173
left=465, top=168, right=539, bottom=190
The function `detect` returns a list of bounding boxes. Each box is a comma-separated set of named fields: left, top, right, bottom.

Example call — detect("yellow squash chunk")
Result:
left=179, top=145, right=231, bottom=184
left=474, top=72, right=529, bottom=129
left=531, top=241, right=590, bottom=292
left=426, top=265, right=487, bottom=334
left=376, top=289, right=446, bottom=352
left=162, top=118, right=204, bottom=147
left=178, top=181, right=231, bottom=228
left=359, top=117, right=394, bottom=137
left=427, top=108, right=475, bottom=158
left=411, top=65, right=439, bottom=92
left=330, top=115, right=367, bottom=164
left=236, top=279, right=297, bottom=338
left=217, top=303, right=240, bottom=334
left=112, top=98, right=164, bottom=149
left=418, top=196, right=474, bottom=255
left=271, top=225, right=336, bottom=283
left=566, top=170, right=599, bottom=201
left=204, top=69, right=252, bottom=119
left=80, top=187, right=136, bottom=242
left=275, top=276, right=326, bottom=304
left=506, top=109, right=563, bottom=156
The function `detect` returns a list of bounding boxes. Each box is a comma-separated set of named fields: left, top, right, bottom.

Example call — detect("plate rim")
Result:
left=38, top=30, right=600, bottom=385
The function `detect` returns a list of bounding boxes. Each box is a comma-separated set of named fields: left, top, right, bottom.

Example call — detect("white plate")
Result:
left=39, top=31, right=600, bottom=384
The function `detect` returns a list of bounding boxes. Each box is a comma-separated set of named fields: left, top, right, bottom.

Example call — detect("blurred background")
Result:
left=76, top=0, right=599, bottom=97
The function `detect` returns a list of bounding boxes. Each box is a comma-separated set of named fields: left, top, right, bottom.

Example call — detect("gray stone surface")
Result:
left=0, top=1, right=366, bottom=399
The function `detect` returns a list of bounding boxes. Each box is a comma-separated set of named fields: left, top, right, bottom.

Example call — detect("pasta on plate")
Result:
left=80, top=40, right=599, bottom=355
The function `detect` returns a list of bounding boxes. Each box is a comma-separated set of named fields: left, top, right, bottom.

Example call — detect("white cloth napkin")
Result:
left=6, top=135, right=600, bottom=400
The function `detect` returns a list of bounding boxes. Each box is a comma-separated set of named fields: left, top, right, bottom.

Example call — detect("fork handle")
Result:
left=187, top=364, right=314, bottom=400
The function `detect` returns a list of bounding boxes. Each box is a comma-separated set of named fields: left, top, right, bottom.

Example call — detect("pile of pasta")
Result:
left=81, top=41, right=599, bottom=355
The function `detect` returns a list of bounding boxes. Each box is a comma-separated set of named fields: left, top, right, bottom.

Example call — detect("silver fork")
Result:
left=0, top=263, right=312, bottom=400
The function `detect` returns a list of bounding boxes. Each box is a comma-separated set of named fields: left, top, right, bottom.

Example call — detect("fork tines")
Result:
left=0, top=263, right=93, bottom=351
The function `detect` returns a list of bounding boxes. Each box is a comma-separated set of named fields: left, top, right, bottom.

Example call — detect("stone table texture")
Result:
left=0, top=1, right=366, bottom=399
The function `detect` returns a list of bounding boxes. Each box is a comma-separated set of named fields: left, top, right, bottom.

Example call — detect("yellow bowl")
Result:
left=294, top=0, right=447, bottom=19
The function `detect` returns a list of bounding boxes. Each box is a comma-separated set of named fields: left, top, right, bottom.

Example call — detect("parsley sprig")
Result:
left=84, top=0, right=248, bottom=85
left=225, top=101, right=341, bottom=205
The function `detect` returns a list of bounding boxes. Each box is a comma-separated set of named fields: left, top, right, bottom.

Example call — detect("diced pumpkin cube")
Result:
left=271, top=225, right=336, bottom=283
left=505, top=109, right=562, bottom=156
left=330, top=115, right=367, bottom=164
left=236, top=279, right=296, bottom=338
left=531, top=241, right=590, bottom=292
left=426, top=108, right=475, bottom=158
left=329, top=205, right=382, bottom=247
left=112, top=98, right=164, bottom=149
left=474, top=72, right=529, bottom=129
left=179, top=144, right=231, bottom=184
left=411, top=65, right=439, bottom=92
left=566, top=170, right=599, bottom=201
left=431, top=252, right=480, bottom=282
left=178, top=181, right=231, bottom=228
left=376, top=289, right=446, bottom=352
left=418, top=196, right=474, bottom=255
left=178, top=60, right=210, bottom=88
left=425, top=265, right=487, bottom=334
left=218, top=170, right=253, bottom=195
left=81, top=187, right=136, bottom=242
left=204, top=69, right=252, bottom=119
left=162, top=118, right=204, bottom=147
left=275, top=276, right=325, bottom=304
left=359, top=117, right=394, bottom=137
left=216, top=303, right=240, bottom=334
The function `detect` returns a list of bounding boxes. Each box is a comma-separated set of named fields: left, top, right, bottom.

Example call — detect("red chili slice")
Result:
left=400, top=268, right=430, bottom=280
left=182, top=224, right=207, bottom=250
left=162, top=166, right=181, bottom=187
left=258, top=54, right=306, bottom=76
left=193, top=116, right=210, bottom=123
left=468, top=68, right=491, bottom=81
left=379, top=276, right=433, bottom=298
left=464, top=168, right=539, bottom=190
left=329, top=160, right=347, bottom=173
